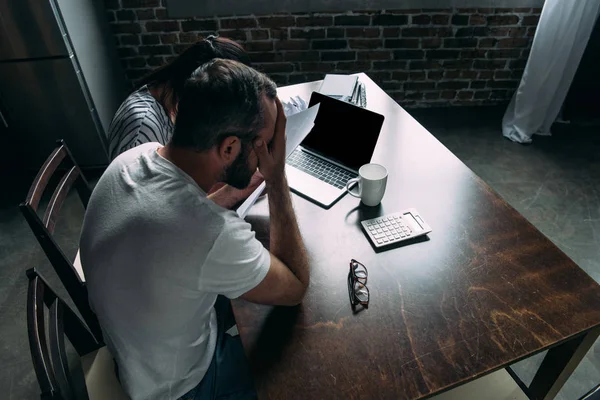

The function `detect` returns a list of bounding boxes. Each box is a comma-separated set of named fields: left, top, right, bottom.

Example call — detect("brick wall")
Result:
left=104, top=0, right=541, bottom=107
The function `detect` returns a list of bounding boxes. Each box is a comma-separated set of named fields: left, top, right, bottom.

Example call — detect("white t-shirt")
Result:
left=80, top=143, right=270, bottom=400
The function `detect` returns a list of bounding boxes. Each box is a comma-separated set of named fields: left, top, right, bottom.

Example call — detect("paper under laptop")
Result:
left=318, top=74, right=359, bottom=102
left=236, top=103, right=320, bottom=218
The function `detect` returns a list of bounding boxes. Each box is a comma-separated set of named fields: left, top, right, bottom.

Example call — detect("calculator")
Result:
left=361, top=208, right=432, bottom=248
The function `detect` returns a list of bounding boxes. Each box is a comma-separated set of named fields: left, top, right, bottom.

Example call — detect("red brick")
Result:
left=409, top=72, right=425, bottom=80
left=427, top=70, right=443, bottom=80
left=405, top=82, right=435, bottom=90
left=139, top=45, right=172, bottom=55
left=442, top=60, right=473, bottom=69
left=392, top=71, right=408, bottom=80
left=424, top=92, right=440, bottom=100
left=402, top=27, right=452, bottom=37
left=367, top=71, right=391, bottom=82
left=441, top=90, right=456, bottom=99
left=312, top=39, right=347, bottom=50
left=121, top=34, right=141, bottom=45
left=487, top=80, right=519, bottom=89
left=346, top=28, right=381, bottom=38
left=474, top=59, right=507, bottom=69
left=460, top=49, right=486, bottom=58
left=422, top=38, right=442, bottom=48
left=511, top=69, right=525, bottom=79
left=457, top=8, right=477, bottom=13
left=478, top=71, right=493, bottom=79
left=136, top=9, right=155, bottom=20
left=390, top=91, right=405, bottom=102
left=249, top=52, right=283, bottom=63
left=427, top=49, right=459, bottom=59
left=373, top=15, right=409, bottom=26
left=271, top=29, right=288, bottom=40
left=284, top=51, right=320, bottom=62
left=514, top=8, right=532, bottom=12
left=521, top=15, right=540, bottom=26
left=160, top=33, right=178, bottom=44
left=457, top=91, right=474, bottom=100
left=357, top=49, right=391, bottom=61
left=181, top=20, right=217, bottom=32
left=491, top=90, right=509, bottom=99
left=373, top=61, right=407, bottom=69
left=444, top=70, right=459, bottom=79
left=495, top=8, right=514, bottom=13
left=508, top=27, right=528, bottom=37
left=105, top=0, right=120, bottom=10
left=300, top=62, right=336, bottom=72
left=334, top=15, right=371, bottom=26
left=106, top=11, right=116, bottom=22
left=290, top=28, right=325, bottom=39
left=477, top=8, right=493, bottom=13
left=527, top=27, right=537, bottom=37
left=127, top=69, right=151, bottom=80
left=277, top=40, right=310, bottom=50
left=393, top=50, right=424, bottom=59
left=220, top=18, right=257, bottom=29
left=451, top=15, right=469, bottom=25
left=381, top=81, right=403, bottom=91
left=270, top=74, right=289, bottom=85
left=321, top=51, right=356, bottom=61
left=179, top=32, right=199, bottom=43
left=385, top=39, right=419, bottom=49
left=250, top=29, right=270, bottom=40
left=489, top=27, right=510, bottom=36
left=474, top=90, right=491, bottom=99
left=382, top=28, right=401, bottom=37
left=219, top=30, right=246, bottom=41
left=494, top=70, right=511, bottom=79
left=432, top=15, right=450, bottom=25
left=111, top=23, right=142, bottom=34
left=532, top=8, right=543, bottom=13
left=479, top=38, right=497, bottom=48
left=146, top=56, right=165, bottom=66
left=122, top=0, right=160, bottom=7
left=327, top=28, right=345, bottom=38
left=487, top=49, right=520, bottom=58
left=497, top=38, right=529, bottom=48
left=455, top=27, right=489, bottom=37
left=412, top=15, right=431, bottom=25
left=406, top=92, right=423, bottom=100
left=245, top=41, right=274, bottom=52
left=470, top=15, right=486, bottom=25
left=297, top=16, right=333, bottom=27
left=255, top=62, right=295, bottom=73
left=155, top=9, right=168, bottom=19
left=487, top=15, right=519, bottom=25
left=336, top=61, right=372, bottom=71
left=258, top=16, right=296, bottom=28
left=349, top=39, right=382, bottom=49
left=116, top=9, right=136, bottom=21
left=409, top=60, right=441, bottom=69
left=460, top=70, right=478, bottom=79
left=444, top=38, right=477, bottom=48
left=127, top=57, right=146, bottom=68
left=438, top=81, right=469, bottom=89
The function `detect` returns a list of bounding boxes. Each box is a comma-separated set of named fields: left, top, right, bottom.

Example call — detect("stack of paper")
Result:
left=236, top=103, right=321, bottom=218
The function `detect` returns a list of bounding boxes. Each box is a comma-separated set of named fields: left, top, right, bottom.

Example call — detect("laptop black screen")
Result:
left=302, top=92, right=384, bottom=171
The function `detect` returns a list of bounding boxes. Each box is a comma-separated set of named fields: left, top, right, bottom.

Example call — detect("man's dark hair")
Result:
left=171, top=58, right=277, bottom=152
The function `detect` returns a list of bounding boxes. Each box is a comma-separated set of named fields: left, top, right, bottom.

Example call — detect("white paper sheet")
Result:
left=236, top=103, right=320, bottom=218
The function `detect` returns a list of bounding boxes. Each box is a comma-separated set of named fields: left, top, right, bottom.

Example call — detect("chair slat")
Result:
left=43, top=166, right=80, bottom=234
left=27, top=274, right=59, bottom=398
left=25, top=145, right=67, bottom=211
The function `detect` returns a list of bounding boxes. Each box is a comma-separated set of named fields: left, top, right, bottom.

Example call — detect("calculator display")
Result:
left=403, top=212, right=423, bottom=232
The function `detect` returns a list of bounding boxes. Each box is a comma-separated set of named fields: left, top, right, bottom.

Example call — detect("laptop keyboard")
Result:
left=287, top=149, right=357, bottom=189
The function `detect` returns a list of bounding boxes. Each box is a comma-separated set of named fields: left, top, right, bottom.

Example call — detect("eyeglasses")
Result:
left=347, top=259, right=369, bottom=309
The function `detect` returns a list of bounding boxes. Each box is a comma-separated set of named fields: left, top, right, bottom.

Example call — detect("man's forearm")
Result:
left=208, top=184, right=250, bottom=210
left=267, top=176, right=309, bottom=287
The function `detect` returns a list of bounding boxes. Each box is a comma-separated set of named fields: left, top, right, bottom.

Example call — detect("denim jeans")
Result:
left=178, top=296, right=257, bottom=400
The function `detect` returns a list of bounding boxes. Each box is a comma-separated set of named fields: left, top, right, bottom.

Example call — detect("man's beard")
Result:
left=224, top=144, right=254, bottom=189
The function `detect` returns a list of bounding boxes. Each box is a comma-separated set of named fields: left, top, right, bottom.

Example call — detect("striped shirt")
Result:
left=108, top=85, right=174, bottom=160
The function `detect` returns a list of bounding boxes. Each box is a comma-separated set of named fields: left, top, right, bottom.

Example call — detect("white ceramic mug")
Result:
left=345, top=163, right=388, bottom=206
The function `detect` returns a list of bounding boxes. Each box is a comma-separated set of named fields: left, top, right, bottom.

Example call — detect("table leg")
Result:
left=526, top=326, right=600, bottom=400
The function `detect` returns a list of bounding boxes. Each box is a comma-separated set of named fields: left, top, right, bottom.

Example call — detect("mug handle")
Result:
left=346, top=177, right=361, bottom=198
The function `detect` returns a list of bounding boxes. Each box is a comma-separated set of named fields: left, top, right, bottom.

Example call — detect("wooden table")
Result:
left=232, top=74, right=600, bottom=400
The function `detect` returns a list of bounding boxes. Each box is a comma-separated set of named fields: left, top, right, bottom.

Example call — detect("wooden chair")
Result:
left=27, top=268, right=128, bottom=400
left=20, top=139, right=102, bottom=342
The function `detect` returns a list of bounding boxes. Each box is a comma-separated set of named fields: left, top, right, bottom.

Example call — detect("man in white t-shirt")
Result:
left=80, top=59, right=309, bottom=400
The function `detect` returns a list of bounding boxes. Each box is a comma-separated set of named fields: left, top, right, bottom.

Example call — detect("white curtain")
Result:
left=502, top=0, right=600, bottom=143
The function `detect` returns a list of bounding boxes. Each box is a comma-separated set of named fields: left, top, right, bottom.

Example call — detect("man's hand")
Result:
left=253, top=98, right=286, bottom=183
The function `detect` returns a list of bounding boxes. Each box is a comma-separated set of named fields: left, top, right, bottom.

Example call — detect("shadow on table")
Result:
left=246, top=306, right=301, bottom=375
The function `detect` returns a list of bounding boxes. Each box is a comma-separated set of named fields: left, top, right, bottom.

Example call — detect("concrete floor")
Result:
left=1, top=106, right=598, bottom=399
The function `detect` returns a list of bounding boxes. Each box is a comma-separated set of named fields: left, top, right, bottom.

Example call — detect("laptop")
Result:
left=285, top=92, right=385, bottom=208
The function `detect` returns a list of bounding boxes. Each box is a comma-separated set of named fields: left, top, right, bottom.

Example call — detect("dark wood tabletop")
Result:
left=232, top=74, right=600, bottom=400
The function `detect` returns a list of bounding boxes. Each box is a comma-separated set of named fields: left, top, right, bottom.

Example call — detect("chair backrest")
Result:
left=20, top=139, right=103, bottom=342
left=27, top=268, right=101, bottom=400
